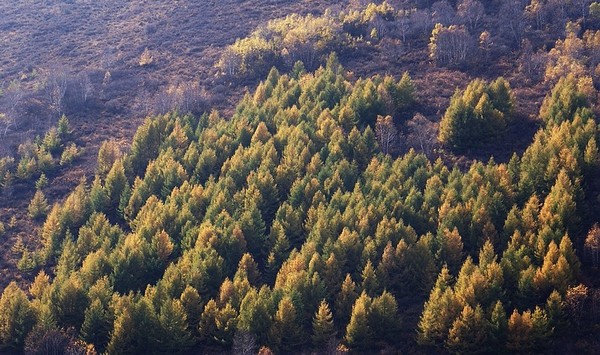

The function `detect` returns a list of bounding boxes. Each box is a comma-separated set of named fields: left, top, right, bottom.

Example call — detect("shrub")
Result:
left=139, top=47, right=154, bottom=67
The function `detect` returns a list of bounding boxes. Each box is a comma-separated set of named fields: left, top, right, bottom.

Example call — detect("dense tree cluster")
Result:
left=217, top=11, right=343, bottom=78
left=438, top=77, right=514, bottom=148
left=0, top=44, right=597, bottom=353
left=217, top=1, right=434, bottom=79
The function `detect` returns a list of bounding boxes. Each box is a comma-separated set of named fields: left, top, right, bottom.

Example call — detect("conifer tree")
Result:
left=539, top=170, right=578, bottom=234
left=29, top=270, right=51, bottom=300
left=417, top=266, right=460, bottom=345
left=81, top=299, right=112, bottom=353
left=239, top=202, right=267, bottom=262
left=106, top=299, right=136, bottom=355
left=235, top=253, right=261, bottom=286
left=28, top=190, right=49, bottom=220
left=312, top=300, right=336, bottom=348
left=345, top=292, right=372, bottom=349
left=0, top=282, right=36, bottom=350
left=104, top=159, right=128, bottom=217
left=96, top=140, right=122, bottom=179
left=539, top=75, right=588, bottom=127
left=545, top=290, right=564, bottom=329
left=490, top=300, right=507, bottom=348
left=360, top=260, right=379, bottom=296
left=40, top=205, right=65, bottom=260
left=445, top=304, right=489, bottom=353
left=215, top=302, right=238, bottom=346
left=269, top=296, right=303, bottom=351
left=90, top=176, right=108, bottom=213
left=180, top=286, right=202, bottom=334
left=336, top=274, right=358, bottom=326
left=57, top=114, right=71, bottom=138
left=369, top=291, right=399, bottom=343
left=237, top=287, right=273, bottom=346
left=437, top=227, right=464, bottom=274
left=584, top=137, right=599, bottom=168
left=35, top=173, right=48, bottom=190
left=158, top=298, right=193, bottom=352
left=198, top=299, right=219, bottom=344
left=506, top=307, right=550, bottom=352
left=438, top=78, right=512, bottom=148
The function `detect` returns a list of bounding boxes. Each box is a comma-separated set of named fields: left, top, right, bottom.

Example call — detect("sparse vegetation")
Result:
left=139, top=47, right=154, bottom=67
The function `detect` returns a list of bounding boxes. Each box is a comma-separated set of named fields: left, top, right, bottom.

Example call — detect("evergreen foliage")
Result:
left=439, top=78, right=514, bottom=148
left=0, top=55, right=594, bottom=353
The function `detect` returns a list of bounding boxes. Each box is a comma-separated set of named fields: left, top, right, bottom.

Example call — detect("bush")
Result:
left=139, top=47, right=154, bottom=67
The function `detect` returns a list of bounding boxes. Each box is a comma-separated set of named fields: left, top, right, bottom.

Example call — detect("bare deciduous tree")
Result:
left=565, top=284, right=589, bottom=328
left=77, top=72, right=94, bottom=104
left=548, top=0, right=570, bottom=28
left=325, top=337, right=342, bottom=355
left=429, top=23, right=474, bottom=66
left=585, top=224, right=600, bottom=267
left=519, top=39, right=548, bottom=83
left=232, top=331, right=257, bottom=355
left=179, top=82, right=206, bottom=114
left=406, top=113, right=438, bottom=156
left=372, top=15, right=389, bottom=39
left=375, top=114, right=398, bottom=155
left=574, top=0, right=593, bottom=27
left=143, top=82, right=206, bottom=116
left=499, top=0, right=527, bottom=48
left=1, top=80, right=24, bottom=135
left=457, top=0, right=485, bottom=31
left=218, top=47, right=242, bottom=77
left=397, top=9, right=416, bottom=43
left=45, top=67, right=69, bottom=116
left=592, top=289, right=600, bottom=323
left=479, top=30, right=492, bottom=60
left=431, top=1, right=456, bottom=26
left=525, top=0, right=549, bottom=30
left=0, top=114, right=10, bottom=136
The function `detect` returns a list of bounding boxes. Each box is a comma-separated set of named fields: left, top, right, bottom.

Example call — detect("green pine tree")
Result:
left=312, top=300, right=336, bottom=348
left=345, top=292, right=372, bottom=349
left=0, top=282, right=36, bottom=350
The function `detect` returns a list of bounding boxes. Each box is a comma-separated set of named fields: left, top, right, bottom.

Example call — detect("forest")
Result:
left=1, top=0, right=600, bottom=354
